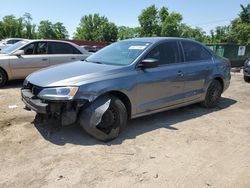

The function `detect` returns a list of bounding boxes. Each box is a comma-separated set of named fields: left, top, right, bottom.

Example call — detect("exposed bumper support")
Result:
left=21, top=89, right=48, bottom=114
left=21, top=89, right=86, bottom=126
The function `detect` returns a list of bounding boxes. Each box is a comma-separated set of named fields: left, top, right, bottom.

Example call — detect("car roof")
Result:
left=26, top=39, right=89, bottom=54
left=123, top=37, right=200, bottom=44
left=4, top=38, right=26, bottom=41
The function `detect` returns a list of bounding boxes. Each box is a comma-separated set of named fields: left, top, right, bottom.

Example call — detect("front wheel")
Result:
left=0, top=69, right=7, bottom=87
left=79, top=95, right=127, bottom=142
left=201, top=80, right=223, bottom=108
left=244, top=75, right=250, bottom=83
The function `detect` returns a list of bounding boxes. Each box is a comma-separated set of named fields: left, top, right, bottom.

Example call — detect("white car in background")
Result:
left=0, top=38, right=25, bottom=51
left=0, top=39, right=91, bottom=86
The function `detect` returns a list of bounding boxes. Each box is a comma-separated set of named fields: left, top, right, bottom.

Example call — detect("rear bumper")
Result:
left=21, top=89, right=48, bottom=114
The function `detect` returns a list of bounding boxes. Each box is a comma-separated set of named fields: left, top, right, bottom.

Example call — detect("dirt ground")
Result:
left=0, top=73, right=249, bottom=188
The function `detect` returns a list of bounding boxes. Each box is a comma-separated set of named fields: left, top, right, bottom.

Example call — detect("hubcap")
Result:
left=97, top=107, right=117, bottom=134
left=0, top=74, right=3, bottom=83
left=209, top=83, right=221, bottom=103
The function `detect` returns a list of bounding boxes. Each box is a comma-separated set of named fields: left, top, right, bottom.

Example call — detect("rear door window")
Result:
left=182, top=41, right=212, bottom=62
left=145, top=42, right=180, bottom=65
left=48, top=42, right=81, bottom=54
left=36, top=42, right=48, bottom=54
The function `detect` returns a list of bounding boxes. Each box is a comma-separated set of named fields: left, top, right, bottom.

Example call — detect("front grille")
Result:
left=25, top=83, right=43, bottom=96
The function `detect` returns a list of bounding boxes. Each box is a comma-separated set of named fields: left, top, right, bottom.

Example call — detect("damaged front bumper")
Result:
left=21, top=88, right=87, bottom=126
left=244, top=66, right=250, bottom=77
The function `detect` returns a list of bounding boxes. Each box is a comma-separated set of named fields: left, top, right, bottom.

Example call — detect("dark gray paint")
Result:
left=24, top=37, right=231, bottom=118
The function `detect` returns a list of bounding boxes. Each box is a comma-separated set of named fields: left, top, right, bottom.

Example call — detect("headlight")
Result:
left=38, top=87, right=78, bottom=100
left=245, top=58, right=250, bottom=66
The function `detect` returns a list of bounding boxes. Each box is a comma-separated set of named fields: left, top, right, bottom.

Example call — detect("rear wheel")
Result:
left=80, top=95, right=127, bottom=142
left=0, top=69, right=7, bottom=87
left=202, top=80, right=223, bottom=108
left=244, top=75, right=250, bottom=83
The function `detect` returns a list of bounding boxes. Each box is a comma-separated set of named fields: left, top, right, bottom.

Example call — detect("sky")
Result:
left=0, top=0, right=249, bottom=38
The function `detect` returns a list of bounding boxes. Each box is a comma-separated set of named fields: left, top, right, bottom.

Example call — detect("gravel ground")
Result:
left=0, top=73, right=250, bottom=188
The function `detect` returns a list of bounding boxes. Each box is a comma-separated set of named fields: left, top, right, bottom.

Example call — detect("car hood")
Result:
left=0, top=54, right=9, bottom=57
left=26, top=61, right=128, bottom=87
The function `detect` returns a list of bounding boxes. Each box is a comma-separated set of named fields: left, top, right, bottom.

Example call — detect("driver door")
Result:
left=9, top=42, right=50, bottom=79
left=136, top=41, right=185, bottom=114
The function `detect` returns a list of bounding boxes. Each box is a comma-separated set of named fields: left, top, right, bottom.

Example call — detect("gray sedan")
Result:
left=21, top=37, right=231, bottom=141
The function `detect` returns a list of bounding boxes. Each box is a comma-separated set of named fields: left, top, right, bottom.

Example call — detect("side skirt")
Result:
left=131, top=98, right=203, bottom=119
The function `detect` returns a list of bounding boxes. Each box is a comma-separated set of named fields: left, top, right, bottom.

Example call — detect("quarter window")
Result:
left=182, top=41, right=211, bottom=62
left=145, top=42, right=180, bottom=65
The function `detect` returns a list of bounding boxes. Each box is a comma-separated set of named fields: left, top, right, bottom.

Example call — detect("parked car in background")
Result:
left=81, top=45, right=95, bottom=52
left=0, top=38, right=25, bottom=51
left=81, top=45, right=104, bottom=53
left=0, top=39, right=91, bottom=86
left=21, top=37, right=231, bottom=141
left=243, top=57, right=250, bottom=82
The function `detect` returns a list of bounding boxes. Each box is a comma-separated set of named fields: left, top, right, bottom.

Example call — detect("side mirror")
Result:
left=138, top=58, right=159, bottom=69
left=12, top=50, right=24, bottom=56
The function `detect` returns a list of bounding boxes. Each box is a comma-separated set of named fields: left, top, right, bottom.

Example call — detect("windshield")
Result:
left=0, top=41, right=28, bottom=54
left=86, top=41, right=151, bottom=66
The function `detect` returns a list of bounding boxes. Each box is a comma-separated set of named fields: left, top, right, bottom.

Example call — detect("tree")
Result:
left=138, top=5, right=183, bottom=37
left=53, top=22, right=69, bottom=39
left=179, top=24, right=206, bottom=42
left=138, top=5, right=160, bottom=37
left=23, top=12, right=34, bottom=39
left=1, top=15, right=19, bottom=38
left=239, top=4, right=250, bottom=24
left=118, top=26, right=139, bottom=40
left=74, top=14, right=118, bottom=42
left=37, top=20, right=55, bottom=39
left=160, top=9, right=183, bottom=37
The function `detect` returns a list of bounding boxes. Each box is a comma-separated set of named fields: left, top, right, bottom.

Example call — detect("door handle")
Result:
left=42, top=58, right=48, bottom=61
left=177, top=71, right=184, bottom=77
left=71, top=57, right=76, bottom=60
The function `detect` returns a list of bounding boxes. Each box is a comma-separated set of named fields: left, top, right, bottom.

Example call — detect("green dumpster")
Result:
left=206, top=44, right=250, bottom=67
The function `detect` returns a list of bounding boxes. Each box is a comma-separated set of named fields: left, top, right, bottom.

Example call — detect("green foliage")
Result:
left=0, top=13, right=68, bottom=40
left=179, top=24, right=206, bottom=42
left=137, top=5, right=205, bottom=40
left=118, top=26, right=139, bottom=40
left=208, top=4, right=250, bottom=45
left=138, top=5, right=160, bottom=37
left=74, top=14, right=118, bottom=42
left=37, top=21, right=68, bottom=39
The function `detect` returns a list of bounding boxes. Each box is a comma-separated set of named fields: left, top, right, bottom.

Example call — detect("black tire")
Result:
left=79, top=95, right=127, bottom=142
left=0, top=69, right=7, bottom=87
left=244, top=75, right=250, bottom=83
left=202, top=80, right=223, bottom=108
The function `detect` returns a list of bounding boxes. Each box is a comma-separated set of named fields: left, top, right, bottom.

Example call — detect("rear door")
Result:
left=136, top=41, right=186, bottom=114
left=180, top=41, right=214, bottom=102
left=9, top=42, right=50, bottom=79
left=48, top=42, right=86, bottom=66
